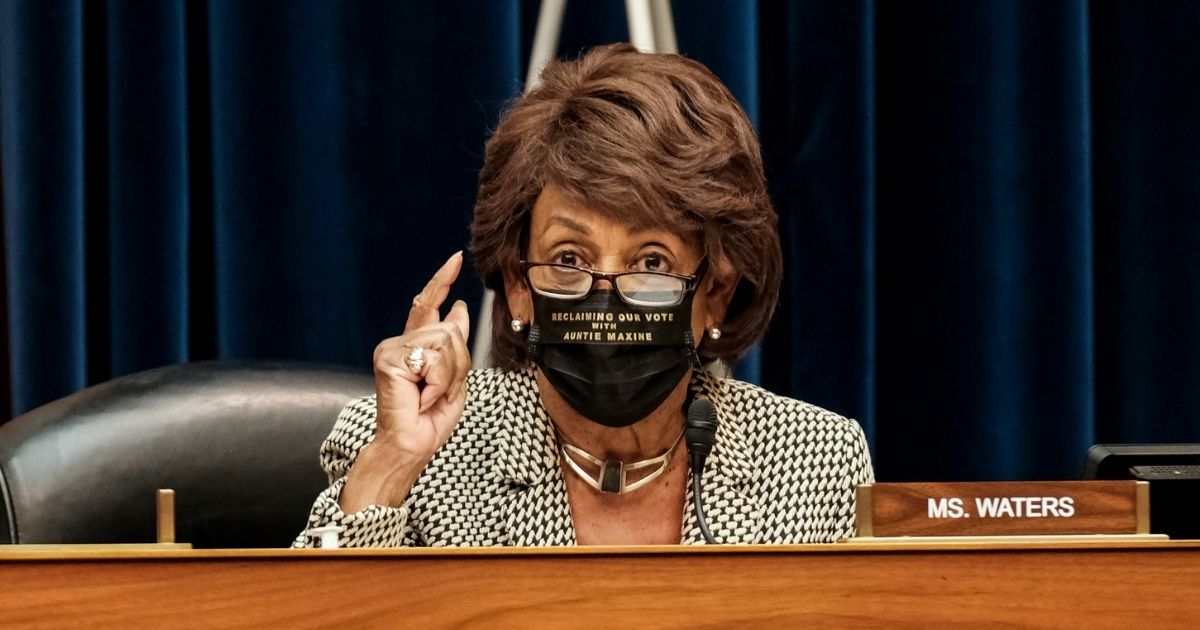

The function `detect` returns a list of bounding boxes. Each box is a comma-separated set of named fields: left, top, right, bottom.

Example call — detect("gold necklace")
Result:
left=559, top=430, right=684, bottom=494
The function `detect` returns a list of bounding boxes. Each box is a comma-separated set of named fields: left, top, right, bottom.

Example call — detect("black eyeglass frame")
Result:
left=519, top=257, right=709, bottom=307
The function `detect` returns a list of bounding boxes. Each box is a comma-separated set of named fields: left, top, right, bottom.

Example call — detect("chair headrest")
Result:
left=0, top=360, right=373, bottom=547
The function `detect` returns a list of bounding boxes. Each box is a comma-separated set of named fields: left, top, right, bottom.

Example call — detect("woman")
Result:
left=296, top=43, right=873, bottom=547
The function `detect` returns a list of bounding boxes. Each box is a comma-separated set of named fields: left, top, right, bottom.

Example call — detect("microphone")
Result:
left=685, top=398, right=719, bottom=544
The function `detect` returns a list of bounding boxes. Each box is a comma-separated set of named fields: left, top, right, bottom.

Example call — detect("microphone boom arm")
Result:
left=685, top=398, right=719, bottom=544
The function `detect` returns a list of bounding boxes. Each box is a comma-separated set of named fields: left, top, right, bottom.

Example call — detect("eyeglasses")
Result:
left=520, top=258, right=707, bottom=307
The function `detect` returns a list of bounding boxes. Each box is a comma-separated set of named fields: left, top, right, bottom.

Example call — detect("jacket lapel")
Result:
left=681, top=370, right=762, bottom=544
left=491, top=369, right=576, bottom=546
left=489, top=367, right=760, bottom=546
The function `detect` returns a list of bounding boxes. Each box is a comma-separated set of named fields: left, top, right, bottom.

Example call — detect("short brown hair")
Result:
left=470, top=43, right=781, bottom=370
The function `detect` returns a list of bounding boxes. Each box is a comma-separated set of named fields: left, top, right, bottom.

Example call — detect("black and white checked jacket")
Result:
left=295, top=367, right=874, bottom=547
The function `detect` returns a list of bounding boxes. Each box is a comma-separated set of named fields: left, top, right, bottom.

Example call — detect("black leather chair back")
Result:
left=0, top=361, right=372, bottom=547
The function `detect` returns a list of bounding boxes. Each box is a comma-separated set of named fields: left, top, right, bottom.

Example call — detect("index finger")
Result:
left=405, top=251, right=463, bottom=333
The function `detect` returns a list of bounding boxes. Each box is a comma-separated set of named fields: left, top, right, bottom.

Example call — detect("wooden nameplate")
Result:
left=856, top=481, right=1149, bottom=537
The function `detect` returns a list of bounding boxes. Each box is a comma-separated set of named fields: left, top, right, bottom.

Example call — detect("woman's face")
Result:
left=505, top=185, right=736, bottom=350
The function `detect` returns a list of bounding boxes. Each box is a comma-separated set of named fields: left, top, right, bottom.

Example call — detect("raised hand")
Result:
left=339, top=251, right=472, bottom=512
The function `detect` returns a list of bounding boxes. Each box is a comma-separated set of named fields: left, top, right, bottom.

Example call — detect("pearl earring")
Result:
left=708, top=327, right=722, bottom=340
left=511, top=318, right=525, bottom=332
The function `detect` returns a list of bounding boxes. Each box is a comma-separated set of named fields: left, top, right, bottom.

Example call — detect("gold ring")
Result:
left=404, top=346, right=426, bottom=372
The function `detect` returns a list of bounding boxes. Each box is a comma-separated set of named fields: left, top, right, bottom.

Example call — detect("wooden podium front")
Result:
left=2, top=540, right=1198, bottom=627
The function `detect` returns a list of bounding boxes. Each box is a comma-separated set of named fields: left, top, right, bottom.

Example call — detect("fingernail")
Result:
left=453, top=299, right=467, bottom=309
left=450, top=250, right=463, bottom=260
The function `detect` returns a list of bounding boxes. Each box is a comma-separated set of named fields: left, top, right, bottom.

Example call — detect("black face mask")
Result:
left=526, top=290, right=701, bottom=427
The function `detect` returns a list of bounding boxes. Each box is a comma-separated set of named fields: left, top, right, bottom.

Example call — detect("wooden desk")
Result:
left=2, top=540, right=1198, bottom=628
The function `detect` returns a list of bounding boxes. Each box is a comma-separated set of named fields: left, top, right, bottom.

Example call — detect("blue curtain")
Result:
left=3, top=0, right=1199, bottom=482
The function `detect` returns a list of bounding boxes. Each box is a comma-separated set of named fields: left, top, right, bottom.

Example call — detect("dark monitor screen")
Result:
left=1083, top=444, right=1200, bottom=539
left=1084, top=443, right=1200, bottom=479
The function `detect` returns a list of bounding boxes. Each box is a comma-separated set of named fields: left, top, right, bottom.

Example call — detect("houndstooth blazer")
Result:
left=294, top=366, right=874, bottom=548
